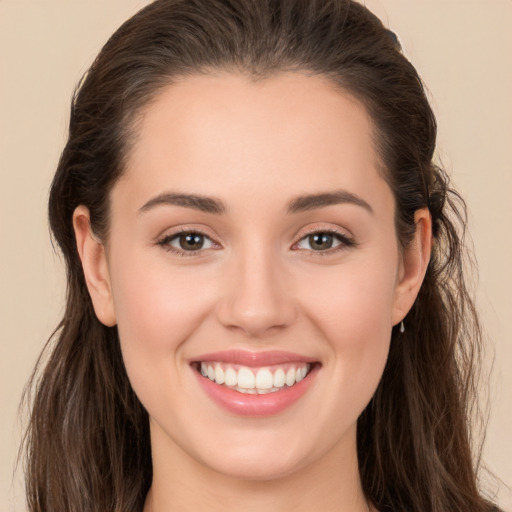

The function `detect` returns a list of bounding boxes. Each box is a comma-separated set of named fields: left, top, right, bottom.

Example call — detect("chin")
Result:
left=202, top=449, right=310, bottom=482
left=188, top=423, right=333, bottom=483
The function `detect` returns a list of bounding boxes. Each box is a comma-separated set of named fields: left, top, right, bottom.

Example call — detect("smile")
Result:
left=191, top=351, right=319, bottom=416
left=199, top=362, right=312, bottom=394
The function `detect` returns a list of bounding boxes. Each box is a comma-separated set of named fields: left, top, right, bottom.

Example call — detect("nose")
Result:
left=215, top=247, right=297, bottom=338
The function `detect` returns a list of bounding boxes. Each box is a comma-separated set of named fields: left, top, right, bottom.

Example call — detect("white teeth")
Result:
left=273, top=368, right=286, bottom=388
left=255, top=368, right=273, bottom=389
left=200, top=362, right=312, bottom=394
left=296, top=366, right=308, bottom=383
left=225, top=367, right=237, bottom=387
left=214, top=364, right=225, bottom=385
left=237, top=367, right=255, bottom=389
left=285, top=368, right=296, bottom=387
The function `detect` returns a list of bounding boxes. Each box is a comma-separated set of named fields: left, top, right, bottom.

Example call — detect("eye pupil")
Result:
left=309, top=233, right=333, bottom=250
left=179, top=233, right=204, bottom=250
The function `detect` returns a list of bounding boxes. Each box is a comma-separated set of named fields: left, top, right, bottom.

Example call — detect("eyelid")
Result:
left=154, top=224, right=355, bottom=257
left=156, top=226, right=222, bottom=256
left=291, top=225, right=356, bottom=253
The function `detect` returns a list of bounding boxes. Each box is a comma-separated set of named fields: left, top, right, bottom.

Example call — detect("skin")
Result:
left=74, top=72, right=431, bottom=512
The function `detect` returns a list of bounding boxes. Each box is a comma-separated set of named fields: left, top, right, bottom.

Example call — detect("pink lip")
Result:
left=191, top=351, right=320, bottom=417
left=191, top=349, right=316, bottom=367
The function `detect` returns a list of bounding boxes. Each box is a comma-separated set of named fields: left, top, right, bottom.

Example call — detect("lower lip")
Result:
left=194, top=365, right=319, bottom=417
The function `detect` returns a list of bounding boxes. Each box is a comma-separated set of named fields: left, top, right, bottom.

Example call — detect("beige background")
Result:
left=1, top=1, right=511, bottom=510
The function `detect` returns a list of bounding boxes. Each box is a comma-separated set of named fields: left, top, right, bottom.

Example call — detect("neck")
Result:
left=144, top=422, right=370, bottom=512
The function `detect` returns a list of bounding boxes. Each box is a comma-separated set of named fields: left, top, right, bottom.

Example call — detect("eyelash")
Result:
left=156, top=228, right=219, bottom=257
left=292, top=228, right=356, bottom=256
left=156, top=227, right=355, bottom=257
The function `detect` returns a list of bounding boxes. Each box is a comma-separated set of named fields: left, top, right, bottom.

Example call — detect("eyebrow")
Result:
left=138, top=189, right=373, bottom=216
left=139, top=193, right=226, bottom=215
left=287, top=190, right=374, bottom=215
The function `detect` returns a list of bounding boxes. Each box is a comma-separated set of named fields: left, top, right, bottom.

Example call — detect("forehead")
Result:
left=117, top=71, right=391, bottom=214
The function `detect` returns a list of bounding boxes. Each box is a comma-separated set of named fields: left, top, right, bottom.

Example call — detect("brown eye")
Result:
left=295, top=230, right=353, bottom=253
left=308, top=233, right=335, bottom=251
left=178, top=233, right=206, bottom=250
left=159, top=231, right=215, bottom=253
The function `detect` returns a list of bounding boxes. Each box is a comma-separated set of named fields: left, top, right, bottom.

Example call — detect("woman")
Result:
left=22, top=1, right=501, bottom=511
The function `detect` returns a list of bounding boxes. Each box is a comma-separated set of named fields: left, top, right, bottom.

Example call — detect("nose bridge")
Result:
left=216, top=239, right=296, bottom=337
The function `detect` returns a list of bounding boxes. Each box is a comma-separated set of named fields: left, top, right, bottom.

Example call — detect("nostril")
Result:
left=215, top=298, right=297, bottom=337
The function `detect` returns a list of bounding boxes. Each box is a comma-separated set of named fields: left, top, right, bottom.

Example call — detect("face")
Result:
left=76, top=72, right=428, bottom=482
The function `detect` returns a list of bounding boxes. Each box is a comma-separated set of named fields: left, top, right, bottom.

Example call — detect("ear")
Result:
left=73, top=206, right=117, bottom=327
left=391, top=208, right=432, bottom=326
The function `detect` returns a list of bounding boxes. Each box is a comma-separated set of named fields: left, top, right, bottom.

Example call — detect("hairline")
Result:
left=99, top=66, right=396, bottom=241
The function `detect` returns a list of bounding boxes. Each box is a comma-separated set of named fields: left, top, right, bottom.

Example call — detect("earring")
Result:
left=399, top=321, right=405, bottom=333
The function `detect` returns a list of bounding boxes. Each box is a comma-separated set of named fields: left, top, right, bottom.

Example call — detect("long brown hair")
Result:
left=23, top=1, right=496, bottom=511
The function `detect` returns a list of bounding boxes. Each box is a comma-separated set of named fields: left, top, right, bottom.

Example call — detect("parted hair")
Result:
left=23, top=1, right=496, bottom=511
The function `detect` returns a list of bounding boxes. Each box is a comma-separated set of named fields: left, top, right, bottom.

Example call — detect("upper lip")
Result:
left=191, top=350, right=317, bottom=367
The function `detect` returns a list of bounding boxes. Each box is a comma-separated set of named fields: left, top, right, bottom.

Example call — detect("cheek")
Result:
left=296, top=252, right=398, bottom=399
left=107, top=253, right=221, bottom=427
left=300, top=255, right=398, bottom=342
left=108, top=249, right=217, bottom=367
